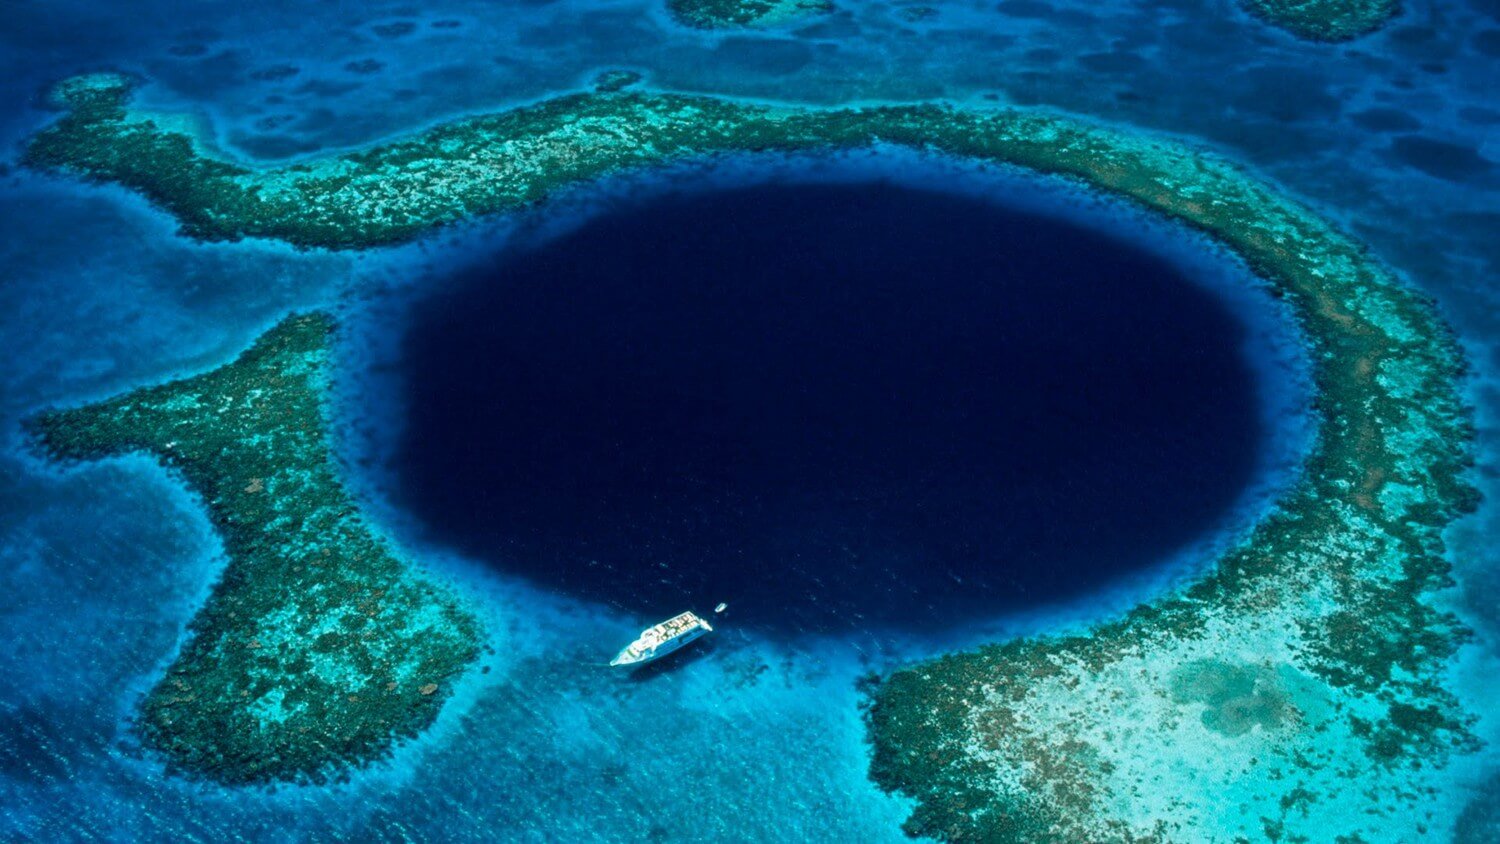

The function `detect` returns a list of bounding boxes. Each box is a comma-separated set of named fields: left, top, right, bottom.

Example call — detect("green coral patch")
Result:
left=1240, top=0, right=1399, bottom=41
left=28, top=314, right=481, bottom=785
left=23, top=72, right=1480, bottom=837
left=1169, top=660, right=1292, bottom=736
left=666, top=0, right=833, bottom=29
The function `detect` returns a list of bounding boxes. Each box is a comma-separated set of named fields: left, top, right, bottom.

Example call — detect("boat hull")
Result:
left=610, top=614, right=713, bottom=667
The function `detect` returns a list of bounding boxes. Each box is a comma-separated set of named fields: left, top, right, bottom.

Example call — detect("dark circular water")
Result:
left=393, top=181, right=1264, bottom=635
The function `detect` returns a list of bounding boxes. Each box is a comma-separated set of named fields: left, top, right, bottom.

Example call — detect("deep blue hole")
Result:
left=393, top=181, right=1264, bottom=636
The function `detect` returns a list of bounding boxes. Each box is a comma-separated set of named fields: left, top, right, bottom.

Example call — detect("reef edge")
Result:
left=27, top=313, right=482, bottom=786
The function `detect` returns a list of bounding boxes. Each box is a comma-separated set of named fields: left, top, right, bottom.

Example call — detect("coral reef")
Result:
left=24, top=72, right=1479, bottom=837
left=592, top=69, right=644, bottom=93
left=665, top=0, right=833, bottom=29
left=1240, top=0, right=1399, bottom=42
left=28, top=314, right=480, bottom=785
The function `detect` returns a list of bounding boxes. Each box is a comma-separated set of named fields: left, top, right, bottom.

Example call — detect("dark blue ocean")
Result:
left=393, top=180, right=1266, bottom=636
left=1, top=0, right=1497, bottom=840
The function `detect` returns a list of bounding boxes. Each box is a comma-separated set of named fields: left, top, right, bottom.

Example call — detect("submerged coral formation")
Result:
left=592, top=69, right=644, bottom=93
left=666, top=0, right=833, bottom=29
left=24, top=71, right=1479, bottom=837
left=1240, top=0, right=1399, bottom=41
left=28, top=314, right=480, bottom=785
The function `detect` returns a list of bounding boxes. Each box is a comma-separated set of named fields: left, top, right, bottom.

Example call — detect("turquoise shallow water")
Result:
left=1, top=0, right=1498, bottom=840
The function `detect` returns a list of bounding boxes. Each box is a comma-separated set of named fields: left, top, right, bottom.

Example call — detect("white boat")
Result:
left=610, top=610, right=714, bottom=667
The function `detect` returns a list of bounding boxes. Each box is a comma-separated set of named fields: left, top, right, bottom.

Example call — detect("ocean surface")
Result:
left=391, top=179, right=1270, bottom=636
left=1, top=0, right=1496, bottom=841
